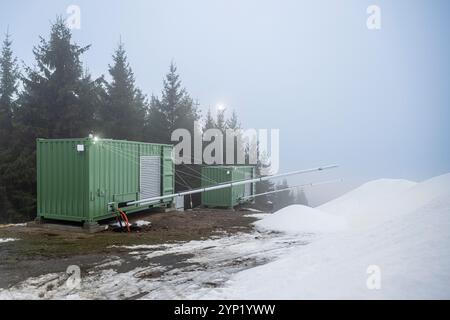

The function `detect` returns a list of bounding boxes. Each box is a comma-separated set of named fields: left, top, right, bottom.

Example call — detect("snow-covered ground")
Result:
left=210, top=173, right=450, bottom=299
left=0, top=238, right=18, bottom=244
left=0, top=231, right=311, bottom=299
left=1, top=173, right=449, bottom=299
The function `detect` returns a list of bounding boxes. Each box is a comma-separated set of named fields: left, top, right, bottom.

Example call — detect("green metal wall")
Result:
left=37, top=137, right=174, bottom=223
left=201, top=166, right=255, bottom=208
left=37, top=139, right=89, bottom=222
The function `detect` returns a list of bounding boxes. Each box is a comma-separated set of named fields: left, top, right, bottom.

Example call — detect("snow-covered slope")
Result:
left=212, top=173, right=450, bottom=299
left=318, top=179, right=416, bottom=229
left=387, top=173, right=450, bottom=220
left=1, top=174, right=448, bottom=300
left=254, top=205, right=346, bottom=234
left=319, top=173, right=450, bottom=229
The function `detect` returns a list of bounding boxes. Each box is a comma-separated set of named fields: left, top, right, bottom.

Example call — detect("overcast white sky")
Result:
left=1, top=0, right=449, bottom=204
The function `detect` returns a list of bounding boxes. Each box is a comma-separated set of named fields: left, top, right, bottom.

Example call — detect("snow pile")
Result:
left=319, top=173, right=450, bottom=229
left=254, top=205, right=346, bottom=234
left=0, top=238, right=18, bottom=244
left=318, top=179, right=416, bottom=229
left=211, top=173, right=450, bottom=299
left=109, top=220, right=151, bottom=228
left=387, top=173, right=450, bottom=220
left=0, top=223, right=26, bottom=228
left=242, top=208, right=263, bottom=213
left=134, top=220, right=151, bottom=227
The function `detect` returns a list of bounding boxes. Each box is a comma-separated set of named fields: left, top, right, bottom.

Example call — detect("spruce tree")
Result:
left=145, top=95, right=169, bottom=143
left=145, top=62, right=201, bottom=197
left=203, top=108, right=216, bottom=131
left=0, top=31, right=20, bottom=223
left=6, top=17, right=102, bottom=221
left=100, top=42, right=146, bottom=140
left=216, top=108, right=226, bottom=133
left=18, top=17, right=101, bottom=138
left=145, top=62, right=200, bottom=144
left=272, top=179, right=295, bottom=211
left=295, top=188, right=309, bottom=206
left=254, top=149, right=275, bottom=210
left=225, top=109, right=243, bottom=165
left=0, top=31, right=19, bottom=147
left=226, top=110, right=240, bottom=130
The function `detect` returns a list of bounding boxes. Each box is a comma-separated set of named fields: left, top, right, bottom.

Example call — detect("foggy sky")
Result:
left=1, top=0, right=449, bottom=204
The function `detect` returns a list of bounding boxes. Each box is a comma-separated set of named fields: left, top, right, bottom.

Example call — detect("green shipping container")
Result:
left=201, top=166, right=256, bottom=208
left=37, top=137, right=174, bottom=224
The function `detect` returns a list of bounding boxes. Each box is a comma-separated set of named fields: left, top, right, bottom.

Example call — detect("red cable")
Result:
left=114, top=211, right=122, bottom=227
left=117, top=209, right=131, bottom=232
left=121, top=211, right=131, bottom=233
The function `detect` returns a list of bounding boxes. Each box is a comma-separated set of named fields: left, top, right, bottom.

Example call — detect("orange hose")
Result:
left=114, top=211, right=123, bottom=229
left=117, top=208, right=131, bottom=232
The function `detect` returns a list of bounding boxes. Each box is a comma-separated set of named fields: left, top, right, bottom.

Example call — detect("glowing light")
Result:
left=90, top=135, right=99, bottom=144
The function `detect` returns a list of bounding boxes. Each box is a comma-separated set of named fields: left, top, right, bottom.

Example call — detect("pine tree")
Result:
left=145, top=62, right=201, bottom=197
left=225, top=109, right=244, bottom=165
left=0, top=30, right=20, bottom=223
left=272, top=179, right=295, bottom=211
left=254, top=151, right=275, bottom=210
left=0, top=31, right=19, bottom=147
left=5, top=17, right=102, bottom=221
left=226, top=109, right=240, bottom=130
left=145, top=95, right=169, bottom=143
left=145, top=62, right=200, bottom=144
left=295, top=188, right=309, bottom=206
left=203, top=108, right=216, bottom=131
left=206, top=108, right=226, bottom=164
left=216, top=108, right=226, bottom=133
left=18, top=17, right=101, bottom=138
left=100, top=41, right=146, bottom=140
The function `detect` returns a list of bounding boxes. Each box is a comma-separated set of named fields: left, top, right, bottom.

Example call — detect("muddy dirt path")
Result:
left=0, top=209, right=313, bottom=299
left=0, top=209, right=256, bottom=289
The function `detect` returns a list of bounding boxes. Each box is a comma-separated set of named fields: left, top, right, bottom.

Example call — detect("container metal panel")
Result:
left=175, top=195, right=184, bottom=210
left=37, top=138, right=174, bottom=223
left=244, top=170, right=252, bottom=198
left=201, top=166, right=232, bottom=207
left=37, top=139, right=89, bottom=221
left=88, top=140, right=140, bottom=220
left=231, top=167, right=246, bottom=206
left=201, top=166, right=255, bottom=207
left=230, top=166, right=255, bottom=206
left=162, top=146, right=174, bottom=197
left=140, top=156, right=161, bottom=201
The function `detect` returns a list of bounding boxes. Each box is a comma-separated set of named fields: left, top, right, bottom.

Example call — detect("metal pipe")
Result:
left=125, top=164, right=339, bottom=207
left=239, top=179, right=343, bottom=201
